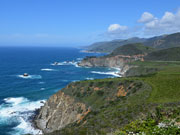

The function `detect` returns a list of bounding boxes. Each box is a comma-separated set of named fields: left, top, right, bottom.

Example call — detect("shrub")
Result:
left=96, top=90, right=104, bottom=96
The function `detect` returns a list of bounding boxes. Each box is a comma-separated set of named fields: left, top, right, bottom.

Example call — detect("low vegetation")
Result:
left=145, top=47, right=180, bottom=61
left=44, top=61, right=180, bottom=135
left=86, top=32, right=180, bottom=53
left=114, top=105, right=180, bottom=135
left=86, top=38, right=145, bottom=53
left=109, top=43, right=155, bottom=56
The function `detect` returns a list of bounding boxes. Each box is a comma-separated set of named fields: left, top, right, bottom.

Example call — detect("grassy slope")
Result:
left=144, top=32, right=180, bottom=49
left=86, top=32, right=180, bottom=53
left=128, top=61, right=180, bottom=103
left=146, top=67, right=180, bottom=103
left=46, top=61, right=180, bottom=135
left=87, top=38, right=146, bottom=53
left=113, top=65, right=180, bottom=135
left=47, top=78, right=152, bottom=135
left=126, top=61, right=180, bottom=103
left=109, top=43, right=154, bottom=56
left=145, top=47, right=180, bottom=61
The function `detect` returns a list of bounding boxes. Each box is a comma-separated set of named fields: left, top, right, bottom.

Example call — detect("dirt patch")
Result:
left=94, top=87, right=101, bottom=91
left=77, top=108, right=91, bottom=124
left=116, top=86, right=127, bottom=97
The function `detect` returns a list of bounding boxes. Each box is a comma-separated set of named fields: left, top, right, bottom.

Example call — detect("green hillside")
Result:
left=109, top=43, right=155, bottom=56
left=46, top=61, right=180, bottom=135
left=145, top=47, right=180, bottom=61
left=144, top=32, right=180, bottom=49
left=86, top=38, right=146, bottom=53
left=85, top=32, right=180, bottom=53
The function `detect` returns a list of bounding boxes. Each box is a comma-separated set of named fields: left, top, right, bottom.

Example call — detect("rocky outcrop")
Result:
left=34, top=54, right=147, bottom=134
left=35, top=91, right=90, bottom=134
left=78, top=55, right=145, bottom=75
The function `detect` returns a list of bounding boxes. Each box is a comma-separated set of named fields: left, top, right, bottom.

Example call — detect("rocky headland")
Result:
left=34, top=36, right=180, bottom=135
left=78, top=43, right=153, bottom=76
left=34, top=90, right=90, bottom=134
left=78, top=54, right=145, bottom=75
left=34, top=43, right=150, bottom=134
left=34, top=78, right=152, bottom=134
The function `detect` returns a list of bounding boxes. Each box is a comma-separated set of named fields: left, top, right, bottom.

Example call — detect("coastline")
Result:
left=32, top=60, right=131, bottom=134
left=80, top=49, right=109, bottom=54
left=1, top=47, right=117, bottom=135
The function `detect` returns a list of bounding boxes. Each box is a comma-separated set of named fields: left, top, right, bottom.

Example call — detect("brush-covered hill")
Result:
left=78, top=43, right=155, bottom=70
left=34, top=62, right=180, bottom=135
left=109, top=43, right=155, bottom=57
left=145, top=47, right=180, bottom=61
left=144, top=32, right=180, bottom=49
left=85, top=37, right=146, bottom=53
left=84, top=32, right=180, bottom=53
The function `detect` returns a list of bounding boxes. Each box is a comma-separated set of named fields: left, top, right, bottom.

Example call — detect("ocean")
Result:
left=0, top=47, right=120, bottom=135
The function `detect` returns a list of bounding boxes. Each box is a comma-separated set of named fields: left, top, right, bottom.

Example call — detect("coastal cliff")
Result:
left=35, top=91, right=89, bottom=134
left=78, top=55, right=144, bottom=75
left=78, top=43, right=151, bottom=74
left=34, top=38, right=180, bottom=135
left=34, top=61, right=180, bottom=135
left=35, top=78, right=153, bottom=134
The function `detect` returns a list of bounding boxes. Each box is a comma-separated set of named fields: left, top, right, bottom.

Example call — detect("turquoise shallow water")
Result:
left=0, top=47, right=119, bottom=135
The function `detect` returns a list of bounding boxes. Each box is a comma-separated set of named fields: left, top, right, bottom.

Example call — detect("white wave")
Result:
left=0, top=97, right=45, bottom=135
left=91, top=71, right=121, bottom=77
left=76, top=58, right=83, bottom=61
left=40, top=88, right=45, bottom=90
left=4, top=97, right=28, bottom=106
left=111, top=67, right=121, bottom=71
left=74, top=63, right=80, bottom=68
left=85, top=78, right=94, bottom=80
left=13, top=117, right=42, bottom=135
left=51, top=61, right=80, bottom=68
left=51, top=63, right=63, bottom=66
left=17, top=75, right=42, bottom=79
left=41, top=68, right=56, bottom=71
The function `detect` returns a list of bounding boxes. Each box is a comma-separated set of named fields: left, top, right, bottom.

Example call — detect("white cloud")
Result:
left=103, top=9, right=180, bottom=40
left=105, top=24, right=129, bottom=39
left=108, top=24, right=128, bottom=32
left=138, top=12, right=155, bottom=23
left=139, top=9, right=180, bottom=36
left=103, top=24, right=141, bottom=39
left=145, top=19, right=158, bottom=28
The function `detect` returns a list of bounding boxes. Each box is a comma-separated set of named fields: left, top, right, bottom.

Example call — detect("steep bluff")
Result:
left=35, top=78, right=152, bottom=134
left=35, top=91, right=89, bottom=133
left=78, top=55, right=145, bottom=75
left=78, top=43, right=154, bottom=73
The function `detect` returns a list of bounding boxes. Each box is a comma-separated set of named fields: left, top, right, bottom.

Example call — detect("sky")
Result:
left=0, top=0, right=180, bottom=46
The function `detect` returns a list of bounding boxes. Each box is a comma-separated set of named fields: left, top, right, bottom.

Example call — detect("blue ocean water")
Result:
left=0, top=47, right=120, bottom=135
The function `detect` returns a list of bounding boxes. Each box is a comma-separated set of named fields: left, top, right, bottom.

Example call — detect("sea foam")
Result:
left=0, top=97, right=44, bottom=135
left=85, top=78, right=94, bottom=80
left=41, top=68, right=56, bottom=71
left=17, top=75, right=42, bottom=79
left=51, top=61, right=80, bottom=67
left=91, top=71, right=121, bottom=77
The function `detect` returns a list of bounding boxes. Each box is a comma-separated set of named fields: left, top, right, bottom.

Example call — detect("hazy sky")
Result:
left=0, top=0, right=180, bottom=46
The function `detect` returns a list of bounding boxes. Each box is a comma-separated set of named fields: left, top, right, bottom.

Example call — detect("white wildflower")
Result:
left=158, top=122, right=166, bottom=128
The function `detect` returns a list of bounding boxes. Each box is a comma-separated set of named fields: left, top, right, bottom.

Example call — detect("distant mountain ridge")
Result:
left=109, top=43, right=155, bottom=57
left=85, top=37, right=146, bottom=53
left=144, top=33, right=180, bottom=49
left=85, top=32, right=180, bottom=53
left=145, top=47, right=180, bottom=61
left=78, top=43, right=153, bottom=73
